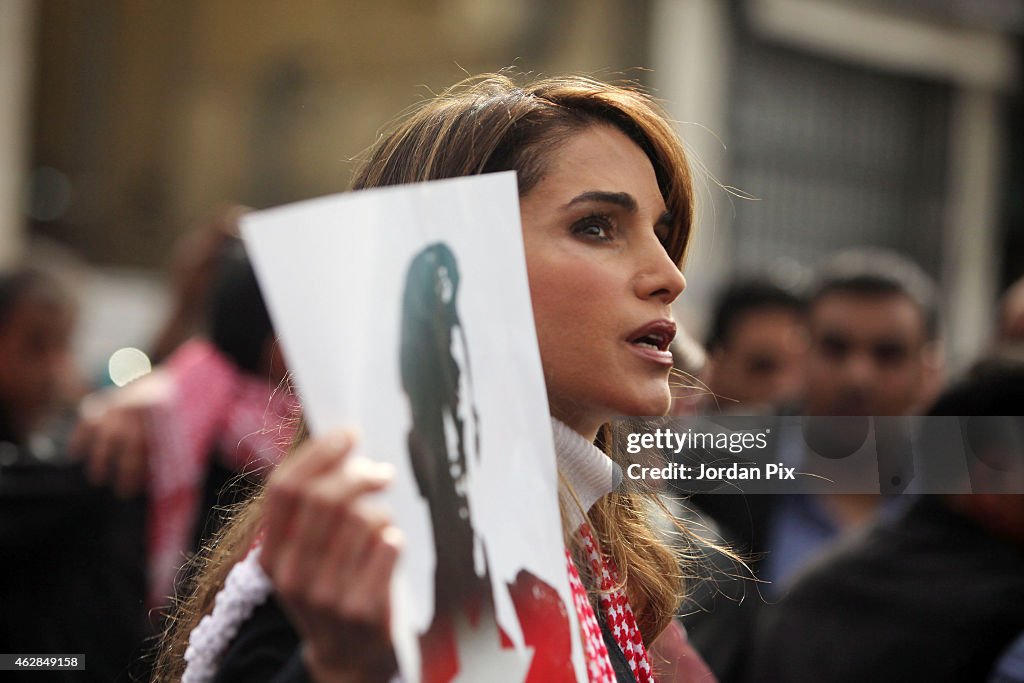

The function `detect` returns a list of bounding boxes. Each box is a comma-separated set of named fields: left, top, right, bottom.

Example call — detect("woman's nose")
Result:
left=634, top=242, right=686, bottom=305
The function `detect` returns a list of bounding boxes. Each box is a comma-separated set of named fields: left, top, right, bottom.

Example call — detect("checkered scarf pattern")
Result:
left=147, top=339, right=298, bottom=608
left=566, top=523, right=655, bottom=683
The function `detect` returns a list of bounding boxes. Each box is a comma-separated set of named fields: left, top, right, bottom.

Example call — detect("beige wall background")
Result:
left=29, top=0, right=651, bottom=267
left=14, top=0, right=1021, bottom=376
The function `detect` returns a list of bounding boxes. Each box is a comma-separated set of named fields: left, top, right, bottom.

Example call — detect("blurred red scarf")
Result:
left=146, top=339, right=297, bottom=608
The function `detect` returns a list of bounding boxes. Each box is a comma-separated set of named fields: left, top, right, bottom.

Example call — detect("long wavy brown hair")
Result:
left=154, top=72, right=704, bottom=681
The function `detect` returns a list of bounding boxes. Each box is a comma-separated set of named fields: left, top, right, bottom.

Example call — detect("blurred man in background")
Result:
left=803, top=249, right=942, bottom=418
left=691, top=249, right=941, bottom=582
left=761, top=248, right=942, bottom=589
left=701, top=277, right=808, bottom=415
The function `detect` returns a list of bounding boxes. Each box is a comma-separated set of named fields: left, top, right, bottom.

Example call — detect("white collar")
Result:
left=551, top=418, right=622, bottom=529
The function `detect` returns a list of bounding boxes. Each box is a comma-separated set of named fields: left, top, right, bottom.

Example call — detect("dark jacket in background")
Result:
left=747, top=496, right=1024, bottom=683
left=0, top=416, right=148, bottom=682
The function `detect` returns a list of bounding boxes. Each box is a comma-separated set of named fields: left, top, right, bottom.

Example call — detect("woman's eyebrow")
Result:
left=564, top=191, right=637, bottom=212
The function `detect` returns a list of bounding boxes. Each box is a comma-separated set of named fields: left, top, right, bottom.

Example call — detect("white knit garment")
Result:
left=181, top=545, right=273, bottom=683
left=550, top=418, right=621, bottom=528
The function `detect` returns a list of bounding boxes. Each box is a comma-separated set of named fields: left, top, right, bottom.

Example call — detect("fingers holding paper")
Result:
left=260, top=430, right=403, bottom=681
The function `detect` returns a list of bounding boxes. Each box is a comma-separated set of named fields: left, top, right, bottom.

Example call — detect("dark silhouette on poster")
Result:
left=400, top=243, right=575, bottom=683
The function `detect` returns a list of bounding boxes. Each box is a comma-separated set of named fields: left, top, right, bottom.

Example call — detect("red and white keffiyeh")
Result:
left=147, top=339, right=298, bottom=608
left=566, top=546, right=617, bottom=683
left=567, top=523, right=655, bottom=683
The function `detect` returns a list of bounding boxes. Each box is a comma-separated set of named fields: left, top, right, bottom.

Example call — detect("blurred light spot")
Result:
left=24, top=166, right=74, bottom=222
left=108, top=347, right=152, bottom=387
left=28, top=434, right=58, bottom=462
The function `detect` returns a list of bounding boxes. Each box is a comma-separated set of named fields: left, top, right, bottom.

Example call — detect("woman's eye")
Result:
left=572, top=216, right=614, bottom=241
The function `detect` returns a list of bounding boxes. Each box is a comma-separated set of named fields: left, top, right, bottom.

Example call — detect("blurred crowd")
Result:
left=0, top=205, right=1022, bottom=682
left=672, top=250, right=1024, bottom=683
left=0, top=207, right=297, bottom=682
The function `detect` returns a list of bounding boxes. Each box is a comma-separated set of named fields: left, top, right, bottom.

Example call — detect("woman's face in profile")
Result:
left=520, top=123, right=686, bottom=438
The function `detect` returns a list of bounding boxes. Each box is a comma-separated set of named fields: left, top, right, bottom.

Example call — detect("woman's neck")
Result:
left=548, top=405, right=601, bottom=444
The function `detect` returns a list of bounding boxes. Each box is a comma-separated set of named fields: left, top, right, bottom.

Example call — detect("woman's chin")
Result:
left=610, top=391, right=672, bottom=419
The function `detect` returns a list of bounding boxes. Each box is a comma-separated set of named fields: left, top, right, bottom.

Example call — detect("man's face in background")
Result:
left=705, top=307, right=808, bottom=412
left=805, top=292, right=931, bottom=416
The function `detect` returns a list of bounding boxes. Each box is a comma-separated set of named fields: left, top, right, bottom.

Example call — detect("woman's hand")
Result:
left=70, top=371, right=173, bottom=498
left=259, top=430, right=403, bottom=683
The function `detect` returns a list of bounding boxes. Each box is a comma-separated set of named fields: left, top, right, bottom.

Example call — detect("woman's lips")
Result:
left=627, top=320, right=676, bottom=366
left=628, top=342, right=675, bottom=366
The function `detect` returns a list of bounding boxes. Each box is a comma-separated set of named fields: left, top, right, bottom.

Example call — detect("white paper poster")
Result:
left=242, top=172, right=585, bottom=683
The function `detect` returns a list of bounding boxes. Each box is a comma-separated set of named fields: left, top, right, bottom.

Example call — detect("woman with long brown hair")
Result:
left=156, top=73, right=713, bottom=683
